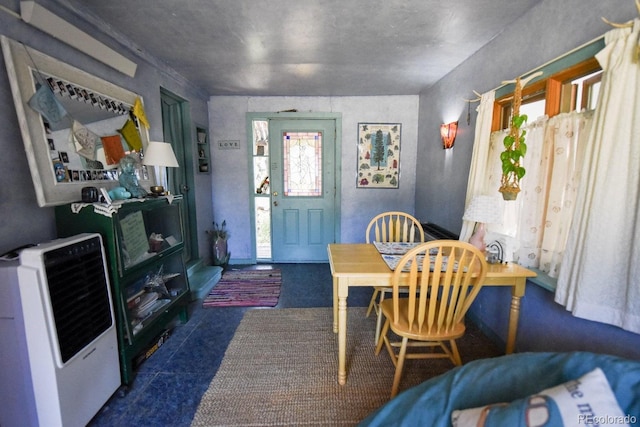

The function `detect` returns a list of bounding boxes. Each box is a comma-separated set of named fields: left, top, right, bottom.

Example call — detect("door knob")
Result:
left=273, top=201, right=278, bottom=206
left=272, top=191, right=278, bottom=196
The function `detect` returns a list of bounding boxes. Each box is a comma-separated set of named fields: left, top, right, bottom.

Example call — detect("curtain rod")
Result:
left=487, top=33, right=606, bottom=96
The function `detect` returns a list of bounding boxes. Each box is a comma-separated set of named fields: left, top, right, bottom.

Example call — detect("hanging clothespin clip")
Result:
left=463, top=91, right=482, bottom=125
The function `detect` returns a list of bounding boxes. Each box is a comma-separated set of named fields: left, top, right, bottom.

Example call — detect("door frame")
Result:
left=246, top=112, right=342, bottom=263
left=160, top=88, right=198, bottom=262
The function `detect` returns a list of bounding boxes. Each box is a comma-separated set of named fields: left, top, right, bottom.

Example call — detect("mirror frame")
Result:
left=1, top=35, right=155, bottom=207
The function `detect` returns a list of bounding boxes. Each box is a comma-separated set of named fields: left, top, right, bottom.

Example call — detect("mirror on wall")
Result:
left=1, top=36, right=155, bottom=207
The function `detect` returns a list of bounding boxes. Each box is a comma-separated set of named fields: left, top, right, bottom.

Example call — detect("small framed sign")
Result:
left=218, top=140, right=240, bottom=149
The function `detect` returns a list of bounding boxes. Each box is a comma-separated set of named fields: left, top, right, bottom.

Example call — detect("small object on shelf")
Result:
left=132, top=292, right=160, bottom=317
left=118, top=154, right=147, bottom=198
left=107, top=186, right=130, bottom=201
left=197, top=131, right=206, bottom=144
left=81, top=186, right=99, bottom=202
left=133, top=329, right=171, bottom=370
left=148, top=233, right=164, bottom=252
left=145, top=264, right=169, bottom=297
left=150, top=185, right=165, bottom=196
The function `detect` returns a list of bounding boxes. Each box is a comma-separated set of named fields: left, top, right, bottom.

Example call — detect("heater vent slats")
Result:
left=44, top=236, right=113, bottom=363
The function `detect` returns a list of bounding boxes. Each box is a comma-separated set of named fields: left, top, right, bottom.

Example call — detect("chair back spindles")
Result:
left=366, top=211, right=424, bottom=244
left=377, top=239, right=488, bottom=398
left=391, top=241, right=487, bottom=336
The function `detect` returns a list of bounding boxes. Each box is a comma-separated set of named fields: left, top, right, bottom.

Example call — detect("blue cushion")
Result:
left=359, top=352, right=640, bottom=427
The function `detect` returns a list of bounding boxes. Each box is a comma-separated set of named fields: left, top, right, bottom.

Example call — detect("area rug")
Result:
left=202, top=268, right=281, bottom=307
left=191, top=307, right=502, bottom=426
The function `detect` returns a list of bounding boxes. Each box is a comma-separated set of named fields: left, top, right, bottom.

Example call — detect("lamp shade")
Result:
left=440, top=121, right=458, bottom=149
left=142, top=141, right=179, bottom=167
left=462, top=195, right=503, bottom=224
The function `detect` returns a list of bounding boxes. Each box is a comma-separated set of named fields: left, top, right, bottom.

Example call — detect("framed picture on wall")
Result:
left=356, top=123, right=401, bottom=188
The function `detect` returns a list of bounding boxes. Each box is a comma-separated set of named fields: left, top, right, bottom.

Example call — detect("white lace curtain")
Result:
left=555, top=21, right=640, bottom=334
left=480, top=111, right=593, bottom=276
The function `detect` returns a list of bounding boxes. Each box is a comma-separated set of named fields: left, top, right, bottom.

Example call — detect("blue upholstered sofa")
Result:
left=360, top=352, right=640, bottom=426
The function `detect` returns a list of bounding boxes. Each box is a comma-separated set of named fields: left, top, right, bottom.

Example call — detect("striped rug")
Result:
left=202, top=268, right=281, bottom=307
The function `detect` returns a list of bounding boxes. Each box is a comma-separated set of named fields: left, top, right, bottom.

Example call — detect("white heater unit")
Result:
left=0, top=233, right=120, bottom=427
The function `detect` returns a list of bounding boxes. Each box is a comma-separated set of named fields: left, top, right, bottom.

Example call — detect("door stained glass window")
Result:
left=283, top=131, right=322, bottom=197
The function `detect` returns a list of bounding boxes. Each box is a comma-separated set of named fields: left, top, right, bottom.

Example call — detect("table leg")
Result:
left=338, top=281, right=348, bottom=385
left=506, top=295, right=521, bottom=354
left=506, top=278, right=526, bottom=354
left=333, top=276, right=338, bottom=333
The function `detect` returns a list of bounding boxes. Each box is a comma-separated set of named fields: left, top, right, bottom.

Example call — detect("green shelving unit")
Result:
left=55, top=196, right=190, bottom=386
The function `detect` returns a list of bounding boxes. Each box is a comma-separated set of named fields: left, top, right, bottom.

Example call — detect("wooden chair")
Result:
left=365, top=212, right=425, bottom=344
left=375, top=240, right=488, bottom=398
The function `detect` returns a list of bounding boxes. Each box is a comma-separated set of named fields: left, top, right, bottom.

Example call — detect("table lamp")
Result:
left=462, top=195, right=502, bottom=252
left=142, top=141, right=179, bottom=195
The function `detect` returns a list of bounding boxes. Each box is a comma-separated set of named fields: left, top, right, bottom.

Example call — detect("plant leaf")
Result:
left=503, top=135, right=514, bottom=149
left=512, top=114, right=528, bottom=128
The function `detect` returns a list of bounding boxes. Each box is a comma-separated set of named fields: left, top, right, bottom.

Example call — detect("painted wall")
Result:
left=0, top=0, right=213, bottom=262
left=209, top=96, right=419, bottom=262
left=415, top=0, right=640, bottom=359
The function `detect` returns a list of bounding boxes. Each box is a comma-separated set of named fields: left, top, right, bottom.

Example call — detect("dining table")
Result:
left=327, top=243, right=537, bottom=385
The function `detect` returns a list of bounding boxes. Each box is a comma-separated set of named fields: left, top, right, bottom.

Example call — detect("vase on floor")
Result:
left=213, top=237, right=230, bottom=266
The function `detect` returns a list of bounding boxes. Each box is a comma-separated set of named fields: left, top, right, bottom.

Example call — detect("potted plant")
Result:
left=499, top=112, right=528, bottom=200
left=499, top=76, right=528, bottom=201
left=206, top=220, right=230, bottom=266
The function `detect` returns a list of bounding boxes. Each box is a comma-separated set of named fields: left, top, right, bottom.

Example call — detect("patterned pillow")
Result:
left=451, top=368, right=629, bottom=427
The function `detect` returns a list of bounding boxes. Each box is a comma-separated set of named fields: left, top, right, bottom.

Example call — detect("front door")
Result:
left=269, top=119, right=336, bottom=262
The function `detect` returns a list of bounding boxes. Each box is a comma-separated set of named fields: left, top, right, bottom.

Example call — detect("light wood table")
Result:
left=327, top=243, right=537, bottom=385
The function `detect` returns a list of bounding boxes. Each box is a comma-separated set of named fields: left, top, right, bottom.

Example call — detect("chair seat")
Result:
left=380, top=298, right=466, bottom=341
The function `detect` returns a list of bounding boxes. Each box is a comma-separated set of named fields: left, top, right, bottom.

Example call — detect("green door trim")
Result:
left=160, top=87, right=198, bottom=261
left=246, top=112, right=342, bottom=263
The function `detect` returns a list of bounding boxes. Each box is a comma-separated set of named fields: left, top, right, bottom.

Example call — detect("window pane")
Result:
left=255, top=196, right=271, bottom=259
left=253, top=156, right=269, bottom=193
left=253, top=120, right=269, bottom=156
left=283, top=131, right=322, bottom=197
left=520, top=100, right=546, bottom=122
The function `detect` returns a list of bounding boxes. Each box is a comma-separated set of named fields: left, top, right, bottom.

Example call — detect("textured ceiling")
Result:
left=66, top=0, right=541, bottom=96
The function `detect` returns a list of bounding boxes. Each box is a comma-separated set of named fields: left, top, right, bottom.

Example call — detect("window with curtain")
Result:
left=475, top=54, right=602, bottom=278
left=486, top=111, right=594, bottom=277
left=465, top=21, right=640, bottom=334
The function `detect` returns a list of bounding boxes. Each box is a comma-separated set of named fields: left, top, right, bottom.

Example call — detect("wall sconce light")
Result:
left=440, top=121, right=458, bottom=149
